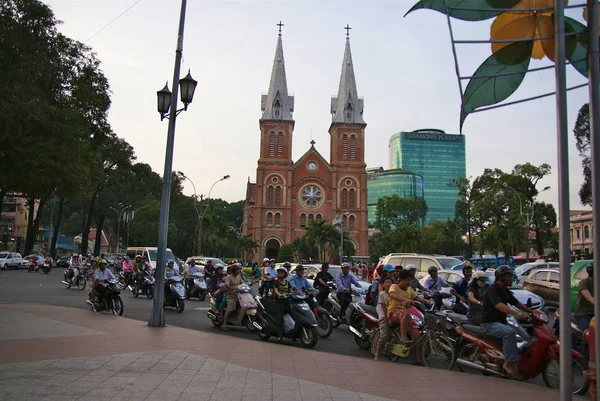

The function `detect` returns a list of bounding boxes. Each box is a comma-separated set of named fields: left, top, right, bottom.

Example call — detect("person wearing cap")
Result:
left=92, top=259, right=115, bottom=303
left=423, top=266, right=447, bottom=310
left=405, top=265, right=424, bottom=291
left=367, top=264, right=394, bottom=306
left=450, top=262, right=474, bottom=309
left=481, top=265, right=533, bottom=377
left=314, top=263, right=334, bottom=306
left=259, top=258, right=278, bottom=296
left=133, top=255, right=151, bottom=288
left=164, top=259, right=180, bottom=285
left=184, top=259, right=201, bottom=292
left=467, top=270, right=489, bottom=325
left=221, top=263, right=244, bottom=331
left=288, top=264, right=316, bottom=309
left=336, top=262, right=362, bottom=320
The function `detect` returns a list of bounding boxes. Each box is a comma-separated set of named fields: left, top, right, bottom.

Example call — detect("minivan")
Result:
left=126, top=247, right=176, bottom=269
left=377, top=253, right=463, bottom=279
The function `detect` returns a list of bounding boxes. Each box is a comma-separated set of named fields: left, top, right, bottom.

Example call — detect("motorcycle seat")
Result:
left=462, top=324, right=485, bottom=337
left=446, top=312, right=468, bottom=325
left=357, top=302, right=377, bottom=317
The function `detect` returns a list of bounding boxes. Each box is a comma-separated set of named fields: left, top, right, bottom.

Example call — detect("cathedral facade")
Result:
left=242, top=31, right=368, bottom=262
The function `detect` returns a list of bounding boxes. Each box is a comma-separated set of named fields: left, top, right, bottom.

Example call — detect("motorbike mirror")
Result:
left=526, top=298, right=532, bottom=308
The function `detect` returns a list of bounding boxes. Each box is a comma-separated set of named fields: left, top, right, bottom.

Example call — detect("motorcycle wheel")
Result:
left=199, top=291, right=206, bottom=302
left=77, top=277, right=86, bottom=291
left=211, top=314, right=224, bottom=327
left=299, top=327, right=318, bottom=349
left=542, top=356, right=589, bottom=395
left=132, top=284, right=139, bottom=298
left=456, top=343, right=484, bottom=374
left=421, top=335, right=455, bottom=371
left=257, top=328, right=270, bottom=342
left=316, top=309, right=333, bottom=338
left=176, top=299, right=185, bottom=313
left=244, top=315, right=258, bottom=333
left=384, top=331, right=401, bottom=363
left=325, top=302, right=341, bottom=328
left=64, top=278, right=71, bottom=289
left=146, top=287, right=153, bottom=299
left=353, top=323, right=371, bottom=350
left=112, top=296, right=124, bottom=316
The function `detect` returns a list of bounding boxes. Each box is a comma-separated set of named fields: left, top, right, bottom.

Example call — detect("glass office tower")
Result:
left=367, top=168, right=424, bottom=227
left=388, top=129, right=466, bottom=224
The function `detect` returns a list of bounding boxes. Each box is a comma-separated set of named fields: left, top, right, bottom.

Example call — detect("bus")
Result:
left=469, top=255, right=516, bottom=270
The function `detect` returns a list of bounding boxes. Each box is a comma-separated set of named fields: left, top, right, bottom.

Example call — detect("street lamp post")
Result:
left=503, top=183, right=550, bottom=261
left=109, top=205, right=132, bottom=254
left=179, top=173, right=230, bottom=256
left=334, top=212, right=349, bottom=264
left=149, top=0, right=198, bottom=328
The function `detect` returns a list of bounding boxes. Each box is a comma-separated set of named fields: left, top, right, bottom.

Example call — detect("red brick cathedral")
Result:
left=243, top=29, right=368, bottom=261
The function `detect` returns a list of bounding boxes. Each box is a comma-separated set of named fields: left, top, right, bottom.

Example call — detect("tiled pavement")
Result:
left=0, top=303, right=585, bottom=401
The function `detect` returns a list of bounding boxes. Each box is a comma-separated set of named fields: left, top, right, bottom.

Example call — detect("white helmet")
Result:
left=263, top=257, right=270, bottom=263
left=406, top=264, right=417, bottom=271
left=473, top=271, right=488, bottom=280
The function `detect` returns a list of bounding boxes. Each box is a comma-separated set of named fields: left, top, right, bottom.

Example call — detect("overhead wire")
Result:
left=84, top=0, right=143, bottom=43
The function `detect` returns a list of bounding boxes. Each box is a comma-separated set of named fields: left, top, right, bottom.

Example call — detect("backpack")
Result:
left=365, top=279, right=379, bottom=306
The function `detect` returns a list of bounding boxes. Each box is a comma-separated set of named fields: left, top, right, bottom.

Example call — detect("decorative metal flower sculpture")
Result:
left=406, top=0, right=593, bottom=129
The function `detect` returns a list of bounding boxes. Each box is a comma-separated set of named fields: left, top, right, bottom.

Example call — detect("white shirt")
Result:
left=94, top=268, right=115, bottom=282
left=376, top=291, right=390, bottom=321
left=165, top=267, right=180, bottom=279
left=187, top=265, right=200, bottom=275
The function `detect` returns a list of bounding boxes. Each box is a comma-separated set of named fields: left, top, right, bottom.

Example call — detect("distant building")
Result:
left=388, top=129, right=466, bottom=224
left=366, top=167, right=424, bottom=227
left=570, top=210, right=593, bottom=256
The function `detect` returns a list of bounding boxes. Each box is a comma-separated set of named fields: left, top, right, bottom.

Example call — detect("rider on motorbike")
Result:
left=373, top=276, right=394, bottom=361
left=367, top=264, right=394, bottom=306
left=184, top=259, right=201, bottom=291
left=335, top=262, right=362, bottom=320
left=449, top=262, right=473, bottom=313
left=313, top=262, right=334, bottom=306
left=203, top=259, right=215, bottom=280
left=259, top=258, right=278, bottom=296
left=466, top=270, right=489, bottom=324
left=406, top=264, right=424, bottom=291
left=288, top=264, right=316, bottom=308
left=481, top=265, right=533, bottom=377
left=221, top=263, right=244, bottom=331
left=422, top=266, right=448, bottom=310
left=210, top=264, right=225, bottom=315
left=574, top=262, right=595, bottom=364
left=92, top=259, right=115, bottom=303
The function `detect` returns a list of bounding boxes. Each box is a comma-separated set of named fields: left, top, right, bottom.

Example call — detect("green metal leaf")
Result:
left=405, top=0, right=519, bottom=21
left=460, top=41, right=533, bottom=131
left=564, top=16, right=589, bottom=78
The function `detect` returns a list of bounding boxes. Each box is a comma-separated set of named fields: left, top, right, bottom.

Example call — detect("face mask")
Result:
left=477, top=280, right=487, bottom=288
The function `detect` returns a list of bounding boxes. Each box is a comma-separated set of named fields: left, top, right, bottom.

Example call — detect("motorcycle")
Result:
left=306, top=290, right=334, bottom=338
left=132, top=270, right=155, bottom=299
left=442, top=295, right=468, bottom=314
left=207, top=284, right=257, bottom=332
left=185, top=272, right=208, bottom=301
left=164, top=275, right=185, bottom=313
left=118, top=271, right=133, bottom=290
left=347, top=301, right=379, bottom=350
left=454, top=310, right=588, bottom=395
left=42, top=262, right=51, bottom=274
left=28, top=262, right=37, bottom=273
left=551, top=309, right=583, bottom=353
left=62, top=266, right=86, bottom=290
left=253, top=292, right=319, bottom=348
left=324, top=283, right=363, bottom=328
left=86, top=278, right=124, bottom=316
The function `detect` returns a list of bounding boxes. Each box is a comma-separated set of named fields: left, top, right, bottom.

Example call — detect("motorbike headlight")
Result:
left=411, top=314, right=423, bottom=327
left=533, top=310, right=549, bottom=324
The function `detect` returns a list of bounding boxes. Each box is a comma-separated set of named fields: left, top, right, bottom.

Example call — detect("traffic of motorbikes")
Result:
left=27, top=253, right=590, bottom=396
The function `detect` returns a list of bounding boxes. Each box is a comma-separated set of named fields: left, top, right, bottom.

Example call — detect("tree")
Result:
left=531, top=202, right=557, bottom=256
left=451, top=177, right=475, bottom=257
left=374, top=195, right=428, bottom=230
left=277, top=244, right=294, bottom=263
left=573, top=103, right=592, bottom=205
left=368, top=222, right=422, bottom=262
left=420, top=220, right=465, bottom=256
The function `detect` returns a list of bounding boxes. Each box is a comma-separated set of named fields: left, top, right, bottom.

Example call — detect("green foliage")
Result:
left=374, top=195, right=427, bottom=230
left=277, top=244, right=294, bottom=263
left=573, top=103, right=591, bottom=205
left=236, top=235, right=259, bottom=261
left=301, top=220, right=355, bottom=263
left=420, top=220, right=466, bottom=256
left=405, top=0, right=518, bottom=21
left=368, top=222, right=421, bottom=262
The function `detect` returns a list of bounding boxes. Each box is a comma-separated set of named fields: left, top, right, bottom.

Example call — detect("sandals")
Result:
left=220, top=327, right=231, bottom=332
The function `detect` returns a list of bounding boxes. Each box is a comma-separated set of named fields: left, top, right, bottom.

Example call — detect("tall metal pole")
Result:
left=586, top=0, right=600, bottom=394
left=149, top=0, right=188, bottom=327
left=116, top=212, right=121, bottom=254
left=554, top=1, right=572, bottom=399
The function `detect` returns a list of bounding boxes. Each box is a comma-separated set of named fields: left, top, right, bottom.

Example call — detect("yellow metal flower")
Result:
left=490, top=0, right=568, bottom=61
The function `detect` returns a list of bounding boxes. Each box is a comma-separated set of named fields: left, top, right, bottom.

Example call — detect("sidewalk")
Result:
left=0, top=303, right=581, bottom=401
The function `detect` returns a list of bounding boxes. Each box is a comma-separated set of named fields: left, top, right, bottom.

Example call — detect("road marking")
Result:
left=194, top=307, right=210, bottom=311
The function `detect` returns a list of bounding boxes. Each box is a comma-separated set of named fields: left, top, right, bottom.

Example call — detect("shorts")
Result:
left=388, top=308, right=407, bottom=324
left=226, top=295, right=238, bottom=312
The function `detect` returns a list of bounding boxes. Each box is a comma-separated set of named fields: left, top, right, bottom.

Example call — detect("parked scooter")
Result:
left=132, top=270, right=155, bottom=299
left=62, top=266, right=86, bottom=290
left=454, top=310, right=588, bottom=395
left=164, top=275, right=185, bottom=313
left=347, top=301, right=379, bottom=350
left=207, top=284, right=257, bottom=332
left=253, top=292, right=319, bottom=348
left=86, top=278, right=124, bottom=316
left=185, top=272, right=208, bottom=301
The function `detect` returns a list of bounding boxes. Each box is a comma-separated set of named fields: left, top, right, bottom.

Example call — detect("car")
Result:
left=288, top=264, right=320, bottom=279
left=0, top=252, right=23, bottom=270
left=522, top=268, right=560, bottom=307
left=184, top=256, right=227, bottom=273
left=377, top=253, right=463, bottom=279
left=420, top=270, right=546, bottom=311
left=570, top=259, right=593, bottom=312
left=513, top=262, right=560, bottom=284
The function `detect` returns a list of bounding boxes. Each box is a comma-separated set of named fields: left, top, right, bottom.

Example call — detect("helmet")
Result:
left=495, top=265, right=514, bottom=279
left=135, top=255, right=142, bottom=259
left=282, top=262, right=292, bottom=269
left=473, top=271, right=488, bottom=280
left=263, top=258, right=270, bottom=263
left=383, top=264, right=395, bottom=272
left=341, top=262, right=351, bottom=268
left=167, top=259, right=175, bottom=264
left=231, top=263, right=241, bottom=270
left=428, top=266, right=438, bottom=273
left=270, top=258, right=276, bottom=262
left=462, top=261, right=474, bottom=271
left=406, top=264, right=417, bottom=271
left=73, top=253, right=79, bottom=258
left=231, top=259, right=238, bottom=264
left=295, top=264, right=304, bottom=271
left=205, top=259, right=211, bottom=264
left=276, top=266, right=288, bottom=278
left=585, top=262, right=594, bottom=276
left=214, top=263, right=224, bottom=270
left=90, top=259, right=98, bottom=265
left=98, top=259, right=107, bottom=265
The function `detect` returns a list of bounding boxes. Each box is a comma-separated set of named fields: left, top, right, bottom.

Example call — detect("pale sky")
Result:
left=45, top=0, right=592, bottom=212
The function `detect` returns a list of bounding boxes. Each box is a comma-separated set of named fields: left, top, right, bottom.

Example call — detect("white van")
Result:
left=126, top=247, right=176, bottom=269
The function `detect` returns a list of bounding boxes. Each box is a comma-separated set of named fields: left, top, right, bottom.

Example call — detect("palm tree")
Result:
left=236, top=235, right=258, bottom=261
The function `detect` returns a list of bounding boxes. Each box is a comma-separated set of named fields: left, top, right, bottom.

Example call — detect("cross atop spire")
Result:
left=277, top=21, right=284, bottom=36
left=260, top=30, right=294, bottom=121
left=344, top=24, right=351, bottom=38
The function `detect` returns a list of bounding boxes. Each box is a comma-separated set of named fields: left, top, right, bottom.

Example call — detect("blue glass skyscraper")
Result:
left=388, top=129, right=466, bottom=224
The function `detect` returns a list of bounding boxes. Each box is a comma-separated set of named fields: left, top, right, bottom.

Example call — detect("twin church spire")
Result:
left=261, top=24, right=364, bottom=124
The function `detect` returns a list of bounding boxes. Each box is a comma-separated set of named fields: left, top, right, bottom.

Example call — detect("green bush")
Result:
left=243, top=267, right=253, bottom=276
left=278, top=244, right=294, bottom=263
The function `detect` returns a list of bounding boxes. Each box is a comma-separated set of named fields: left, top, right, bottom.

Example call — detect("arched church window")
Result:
left=342, top=135, right=348, bottom=160
left=342, top=189, right=348, bottom=208
left=267, top=213, right=273, bottom=226
left=275, top=213, right=281, bottom=227
left=275, top=186, right=281, bottom=205
left=350, top=135, right=356, bottom=160
left=308, top=214, right=314, bottom=222
left=316, top=214, right=322, bottom=222
left=349, top=189, right=355, bottom=208
left=343, top=215, right=348, bottom=228
left=267, top=186, right=274, bottom=205
left=269, top=132, right=275, bottom=157
left=349, top=215, right=355, bottom=229
left=277, top=132, right=283, bottom=157
left=300, top=214, right=306, bottom=227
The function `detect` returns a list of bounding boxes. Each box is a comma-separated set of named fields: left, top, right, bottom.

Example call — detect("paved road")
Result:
left=0, top=269, right=554, bottom=390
